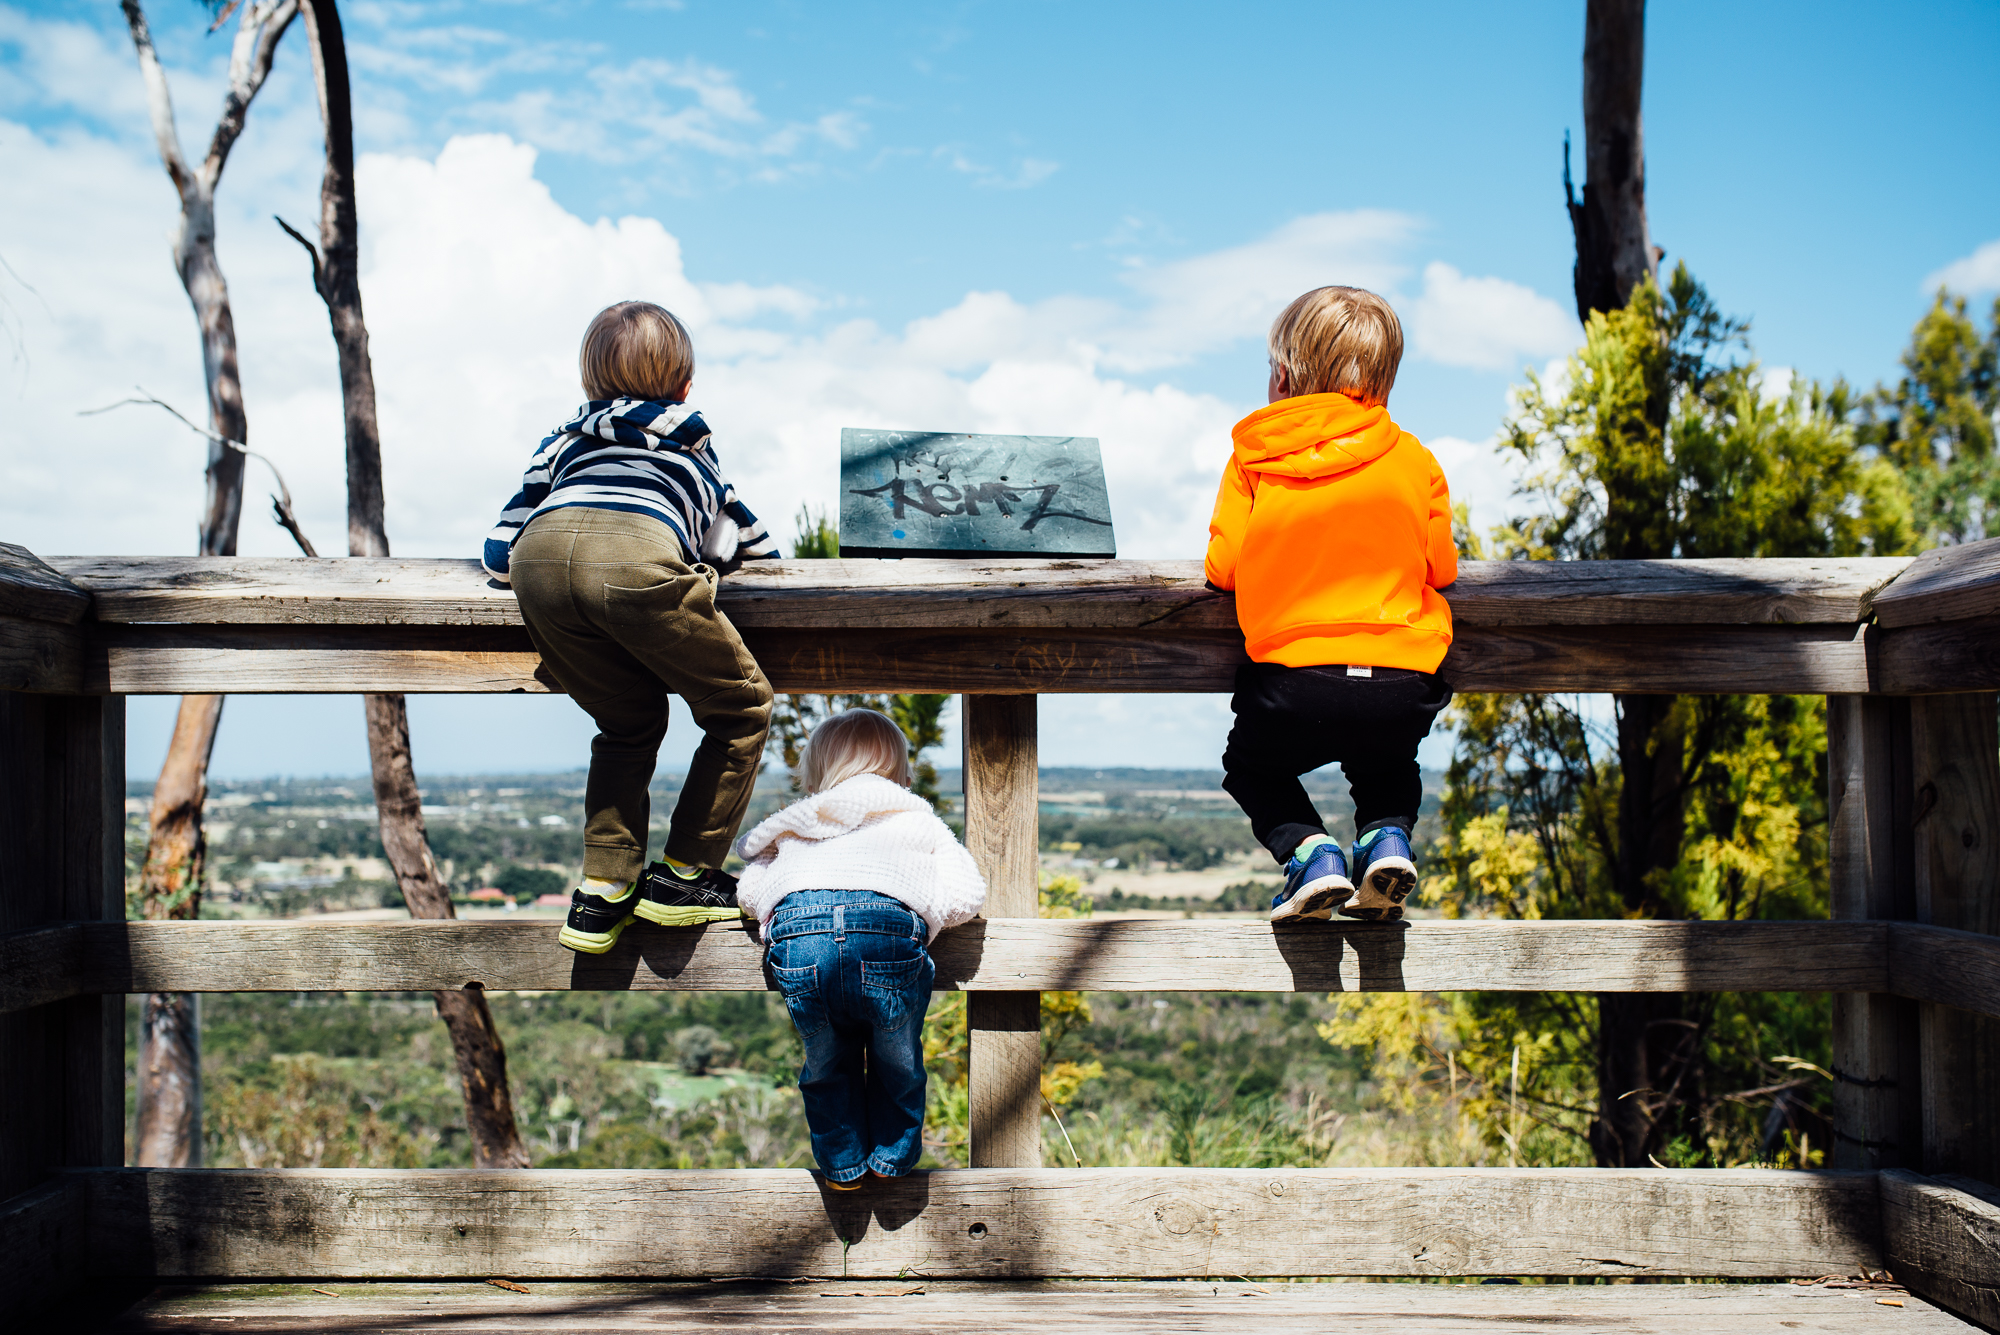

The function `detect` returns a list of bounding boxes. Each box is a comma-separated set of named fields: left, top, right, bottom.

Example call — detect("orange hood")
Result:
left=1230, top=393, right=1403, bottom=480
left=1205, top=393, right=1457, bottom=672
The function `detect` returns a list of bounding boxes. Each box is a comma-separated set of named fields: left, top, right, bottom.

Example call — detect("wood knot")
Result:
left=1152, top=1197, right=1213, bottom=1237
left=1408, top=1235, right=1468, bottom=1271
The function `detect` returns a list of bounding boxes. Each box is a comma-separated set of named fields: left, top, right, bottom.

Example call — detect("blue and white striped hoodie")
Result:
left=482, top=398, right=777, bottom=583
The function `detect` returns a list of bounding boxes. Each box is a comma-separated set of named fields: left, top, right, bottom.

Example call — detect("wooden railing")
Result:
left=3, top=539, right=1999, bottom=1325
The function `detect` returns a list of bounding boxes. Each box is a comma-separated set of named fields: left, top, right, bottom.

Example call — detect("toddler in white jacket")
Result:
left=736, top=708, right=985, bottom=1186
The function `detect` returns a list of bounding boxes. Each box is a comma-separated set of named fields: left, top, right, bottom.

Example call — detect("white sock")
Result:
left=582, top=877, right=630, bottom=898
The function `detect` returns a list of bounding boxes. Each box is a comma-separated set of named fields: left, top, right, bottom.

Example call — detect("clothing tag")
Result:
left=1346, top=665, right=1373, bottom=677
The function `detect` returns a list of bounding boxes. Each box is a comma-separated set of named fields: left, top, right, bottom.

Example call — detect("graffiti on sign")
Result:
left=838, top=429, right=1117, bottom=558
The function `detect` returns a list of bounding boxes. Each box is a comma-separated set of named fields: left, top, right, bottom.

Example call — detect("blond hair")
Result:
left=1268, top=286, right=1403, bottom=404
left=579, top=301, right=695, bottom=402
left=801, top=709, right=912, bottom=794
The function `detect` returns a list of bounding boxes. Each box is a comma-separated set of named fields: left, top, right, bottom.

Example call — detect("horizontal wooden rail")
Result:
left=1880, top=1169, right=2000, bottom=1329
left=11, top=553, right=1981, bottom=696
left=13, top=917, right=1988, bottom=1014
left=62, top=1166, right=1881, bottom=1280
left=44, top=554, right=1912, bottom=628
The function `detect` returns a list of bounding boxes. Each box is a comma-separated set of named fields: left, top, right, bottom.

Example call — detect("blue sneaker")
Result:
left=1345, top=825, right=1417, bottom=921
left=1269, top=838, right=1353, bottom=924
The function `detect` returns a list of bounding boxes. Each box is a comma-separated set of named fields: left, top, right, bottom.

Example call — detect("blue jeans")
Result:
left=766, top=890, right=933, bottom=1182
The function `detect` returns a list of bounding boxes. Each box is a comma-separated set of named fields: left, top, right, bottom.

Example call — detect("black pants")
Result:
left=1222, top=662, right=1452, bottom=864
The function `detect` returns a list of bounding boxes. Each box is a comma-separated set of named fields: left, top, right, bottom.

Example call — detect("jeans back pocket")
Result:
left=860, top=954, right=932, bottom=1029
left=771, top=961, right=828, bottom=1039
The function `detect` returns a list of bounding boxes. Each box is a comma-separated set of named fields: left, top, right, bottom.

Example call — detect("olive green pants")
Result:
left=509, top=508, right=774, bottom=880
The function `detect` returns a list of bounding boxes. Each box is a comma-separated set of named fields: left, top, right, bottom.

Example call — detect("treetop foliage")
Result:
left=1857, top=291, right=2000, bottom=548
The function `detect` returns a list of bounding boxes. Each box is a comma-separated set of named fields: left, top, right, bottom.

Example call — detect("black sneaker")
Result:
left=633, top=861, right=746, bottom=926
left=557, top=882, right=639, bottom=954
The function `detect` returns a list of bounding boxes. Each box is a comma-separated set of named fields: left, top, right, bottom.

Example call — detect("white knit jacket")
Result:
left=734, top=774, right=987, bottom=942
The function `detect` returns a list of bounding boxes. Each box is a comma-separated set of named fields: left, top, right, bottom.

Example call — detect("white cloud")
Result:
left=1408, top=261, right=1579, bottom=371
left=0, top=5, right=1570, bottom=779
left=1426, top=433, right=1526, bottom=549
left=1115, top=211, right=1414, bottom=370
left=940, top=148, right=1060, bottom=190
left=1924, top=239, right=2000, bottom=295
left=1758, top=365, right=1796, bottom=405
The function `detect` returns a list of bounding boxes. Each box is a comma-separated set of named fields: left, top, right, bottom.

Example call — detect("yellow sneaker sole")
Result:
left=632, top=902, right=748, bottom=927
left=558, top=911, right=636, bottom=954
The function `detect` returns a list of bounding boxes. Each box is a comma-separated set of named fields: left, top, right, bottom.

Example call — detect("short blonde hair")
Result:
left=579, top=301, right=695, bottom=403
left=1268, top=286, right=1403, bottom=404
left=801, top=709, right=912, bottom=794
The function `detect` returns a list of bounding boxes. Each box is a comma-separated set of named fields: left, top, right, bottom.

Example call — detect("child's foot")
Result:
left=556, top=880, right=638, bottom=954
left=633, top=861, right=747, bottom=926
left=1268, top=836, right=1352, bottom=924
left=823, top=1175, right=865, bottom=1192
left=1343, top=825, right=1417, bottom=921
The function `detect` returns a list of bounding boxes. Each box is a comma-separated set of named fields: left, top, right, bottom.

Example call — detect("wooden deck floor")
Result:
left=69, top=1279, right=1971, bottom=1333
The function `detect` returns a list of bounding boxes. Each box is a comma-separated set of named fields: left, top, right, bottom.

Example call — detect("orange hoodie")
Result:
left=1205, top=392, right=1456, bottom=672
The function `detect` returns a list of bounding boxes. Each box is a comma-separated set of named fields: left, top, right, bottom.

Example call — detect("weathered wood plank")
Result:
left=1444, top=622, right=1873, bottom=693
left=69, top=622, right=1878, bottom=696
left=0, top=1181, right=82, bottom=1328
left=73, top=1167, right=1884, bottom=1279
left=963, top=694, right=1043, bottom=1170
left=1871, top=536, right=2000, bottom=628
left=1910, top=694, right=2000, bottom=1182
left=0, top=918, right=1894, bottom=1012
left=0, top=695, right=127, bottom=1210
left=1889, top=924, right=2000, bottom=1021
left=87, top=1278, right=1976, bottom=1334
left=0, top=612, right=84, bottom=693
left=1874, top=615, right=2000, bottom=694
left=0, top=923, right=85, bottom=1011
left=1828, top=696, right=1923, bottom=1170
left=0, top=543, right=92, bottom=625
left=1881, top=1169, right=2000, bottom=1331
left=49, top=555, right=1908, bottom=630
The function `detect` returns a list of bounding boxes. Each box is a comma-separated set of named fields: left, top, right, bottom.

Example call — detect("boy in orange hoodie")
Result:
left=1206, top=286, right=1456, bottom=924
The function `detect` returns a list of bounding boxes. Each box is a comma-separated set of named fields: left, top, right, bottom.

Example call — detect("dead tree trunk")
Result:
left=1565, top=0, right=1656, bottom=322
left=289, top=0, right=528, bottom=1167
left=122, top=0, right=298, bottom=1169
left=1563, top=0, right=1689, bottom=1168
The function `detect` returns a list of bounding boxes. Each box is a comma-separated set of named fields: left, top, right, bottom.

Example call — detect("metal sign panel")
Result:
left=838, top=429, right=1117, bottom=558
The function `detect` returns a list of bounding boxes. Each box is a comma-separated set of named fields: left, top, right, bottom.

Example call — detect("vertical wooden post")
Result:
left=1826, top=695, right=1921, bottom=1169
left=962, top=693, right=1042, bottom=1168
left=0, top=691, right=125, bottom=1321
left=0, top=693, right=126, bottom=1193
left=1909, top=693, right=2000, bottom=1183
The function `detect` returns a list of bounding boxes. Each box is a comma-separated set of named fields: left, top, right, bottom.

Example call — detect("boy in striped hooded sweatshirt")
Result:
left=484, top=301, right=779, bottom=954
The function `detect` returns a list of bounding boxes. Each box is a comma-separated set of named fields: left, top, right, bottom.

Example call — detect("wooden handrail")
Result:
left=12, top=550, right=1990, bottom=695
left=9, top=917, right=1999, bottom=1018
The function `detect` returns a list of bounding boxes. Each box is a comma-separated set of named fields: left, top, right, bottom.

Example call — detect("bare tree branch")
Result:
left=119, top=0, right=193, bottom=200
left=273, top=214, right=324, bottom=295
left=80, top=390, right=318, bottom=557
left=201, top=0, right=300, bottom=193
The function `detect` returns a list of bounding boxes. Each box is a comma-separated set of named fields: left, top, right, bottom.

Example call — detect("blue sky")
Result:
left=1, top=0, right=1996, bottom=783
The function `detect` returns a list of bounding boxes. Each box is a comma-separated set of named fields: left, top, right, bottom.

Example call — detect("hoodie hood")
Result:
left=737, top=773, right=933, bottom=859
left=1231, top=392, right=1403, bottom=480
left=558, top=397, right=710, bottom=454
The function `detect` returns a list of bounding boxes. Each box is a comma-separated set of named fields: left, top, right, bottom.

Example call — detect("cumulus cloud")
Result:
left=1407, top=261, right=1579, bottom=371
left=1114, top=211, right=1414, bottom=370
left=1924, top=239, right=2000, bottom=295
left=0, top=2, right=1564, bottom=775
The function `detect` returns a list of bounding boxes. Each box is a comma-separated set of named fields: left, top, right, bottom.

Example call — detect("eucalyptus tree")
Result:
left=120, top=0, right=298, bottom=1169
